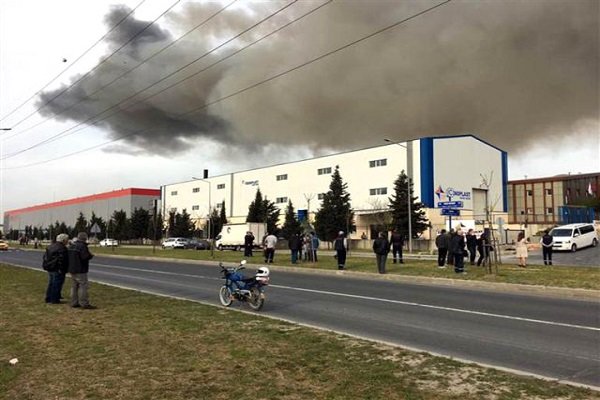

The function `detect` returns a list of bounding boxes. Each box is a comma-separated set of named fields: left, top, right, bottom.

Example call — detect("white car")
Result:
left=550, top=223, right=598, bottom=252
left=161, top=237, right=189, bottom=249
left=99, top=238, right=119, bottom=247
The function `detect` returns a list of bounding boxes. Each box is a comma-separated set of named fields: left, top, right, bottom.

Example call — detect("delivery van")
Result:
left=550, top=223, right=598, bottom=252
left=215, top=223, right=267, bottom=251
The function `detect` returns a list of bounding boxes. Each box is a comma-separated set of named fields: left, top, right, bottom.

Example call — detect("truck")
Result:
left=215, top=222, right=267, bottom=251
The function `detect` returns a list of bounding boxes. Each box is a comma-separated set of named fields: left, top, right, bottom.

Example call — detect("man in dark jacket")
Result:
left=44, top=233, right=69, bottom=304
left=390, top=229, right=404, bottom=264
left=451, top=229, right=466, bottom=274
left=334, top=231, right=348, bottom=270
left=68, top=232, right=95, bottom=309
left=446, top=229, right=456, bottom=266
left=465, top=229, right=477, bottom=265
left=373, top=232, right=390, bottom=274
left=540, top=229, right=554, bottom=265
left=244, top=231, right=254, bottom=257
left=435, top=229, right=448, bottom=268
left=288, top=233, right=301, bottom=264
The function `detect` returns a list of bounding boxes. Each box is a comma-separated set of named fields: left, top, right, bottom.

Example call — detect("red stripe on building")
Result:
left=6, top=188, right=160, bottom=216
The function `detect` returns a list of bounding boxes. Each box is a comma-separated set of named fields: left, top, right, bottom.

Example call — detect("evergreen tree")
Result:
left=314, top=166, right=355, bottom=241
left=171, top=209, right=195, bottom=238
left=207, top=208, right=220, bottom=239
left=89, top=212, right=107, bottom=240
left=246, top=189, right=265, bottom=222
left=263, top=197, right=280, bottom=235
left=167, top=210, right=177, bottom=237
left=148, top=212, right=164, bottom=241
left=281, top=200, right=302, bottom=239
left=111, top=210, right=129, bottom=241
left=130, top=207, right=151, bottom=240
left=388, top=170, right=429, bottom=238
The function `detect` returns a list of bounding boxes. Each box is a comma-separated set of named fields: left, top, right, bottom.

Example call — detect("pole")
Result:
left=407, top=176, right=412, bottom=254
left=152, top=199, right=157, bottom=254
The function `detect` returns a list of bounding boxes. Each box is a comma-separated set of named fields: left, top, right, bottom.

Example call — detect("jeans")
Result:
left=244, top=245, right=253, bottom=257
left=376, top=254, right=387, bottom=274
left=290, top=249, right=299, bottom=264
left=392, top=246, right=403, bottom=263
left=468, top=246, right=477, bottom=264
left=264, top=248, right=275, bottom=263
left=542, top=247, right=553, bottom=265
left=454, top=253, right=465, bottom=273
left=437, top=248, right=448, bottom=266
left=336, top=249, right=347, bottom=269
left=45, top=271, right=65, bottom=303
left=70, top=273, right=90, bottom=307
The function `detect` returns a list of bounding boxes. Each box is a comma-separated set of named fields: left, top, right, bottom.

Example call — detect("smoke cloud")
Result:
left=37, top=0, right=598, bottom=157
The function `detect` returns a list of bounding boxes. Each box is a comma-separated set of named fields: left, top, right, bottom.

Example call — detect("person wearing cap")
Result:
left=68, top=232, right=96, bottom=309
left=334, top=231, right=348, bottom=270
left=43, top=233, right=70, bottom=304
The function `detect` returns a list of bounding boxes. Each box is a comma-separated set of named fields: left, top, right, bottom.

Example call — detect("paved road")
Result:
left=1, top=250, right=599, bottom=388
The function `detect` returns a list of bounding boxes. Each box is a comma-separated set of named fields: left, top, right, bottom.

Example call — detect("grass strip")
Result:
left=1, top=264, right=597, bottom=400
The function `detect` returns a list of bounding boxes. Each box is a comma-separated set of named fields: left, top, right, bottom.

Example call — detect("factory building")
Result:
left=3, top=188, right=160, bottom=234
left=161, top=134, right=508, bottom=241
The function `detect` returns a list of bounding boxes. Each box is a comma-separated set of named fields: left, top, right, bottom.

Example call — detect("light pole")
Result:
left=192, top=176, right=213, bottom=257
left=384, top=139, right=412, bottom=253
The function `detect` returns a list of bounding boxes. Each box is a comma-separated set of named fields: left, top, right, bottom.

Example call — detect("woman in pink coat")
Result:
left=515, top=232, right=529, bottom=268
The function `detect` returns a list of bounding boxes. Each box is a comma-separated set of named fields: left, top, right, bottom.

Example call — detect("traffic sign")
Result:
left=441, top=209, right=461, bottom=216
left=437, top=201, right=463, bottom=208
left=90, top=223, right=101, bottom=234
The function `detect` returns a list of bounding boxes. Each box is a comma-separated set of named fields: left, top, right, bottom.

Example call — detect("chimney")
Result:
left=203, top=169, right=208, bottom=179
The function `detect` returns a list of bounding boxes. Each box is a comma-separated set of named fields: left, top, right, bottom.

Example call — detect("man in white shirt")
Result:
left=264, top=233, right=278, bottom=263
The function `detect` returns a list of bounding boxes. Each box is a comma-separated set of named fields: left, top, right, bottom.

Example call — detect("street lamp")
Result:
left=192, top=175, right=213, bottom=257
left=384, top=139, right=412, bottom=253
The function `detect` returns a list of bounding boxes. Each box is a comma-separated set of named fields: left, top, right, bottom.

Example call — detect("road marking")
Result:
left=91, top=262, right=600, bottom=332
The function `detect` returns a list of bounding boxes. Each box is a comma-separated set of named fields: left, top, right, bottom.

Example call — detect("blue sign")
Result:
left=441, top=209, right=461, bottom=216
left=437, top=201, right=463, bottom=208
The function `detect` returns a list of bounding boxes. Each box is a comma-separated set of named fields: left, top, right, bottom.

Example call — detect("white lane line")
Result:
left=92, top=262, right=600, bottom=332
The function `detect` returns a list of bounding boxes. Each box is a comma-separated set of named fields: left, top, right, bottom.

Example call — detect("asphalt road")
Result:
left=2, top=250, right=599, bottom=388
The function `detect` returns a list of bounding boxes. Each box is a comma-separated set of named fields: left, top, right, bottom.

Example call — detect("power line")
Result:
left=3, top=0, right=452, bottom=170
left=4, top=0, right=239, bottom=141
left=2, top=0, right=300, bottom=160
left=3, top=0, right=182, bottom=131
left=0, top=0, right=147, bottom=125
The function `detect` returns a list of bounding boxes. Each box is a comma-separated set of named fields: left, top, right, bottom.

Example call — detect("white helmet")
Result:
left=256, top=267, right=270, bottom=277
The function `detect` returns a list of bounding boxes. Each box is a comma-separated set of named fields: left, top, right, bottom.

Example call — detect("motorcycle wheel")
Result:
left=219, top=286, right=233, bottom=307
left=247, top=287, right=264, bottom=311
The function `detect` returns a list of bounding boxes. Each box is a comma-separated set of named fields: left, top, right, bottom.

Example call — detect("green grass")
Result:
left=16, top=244, right=600, bottom=290
left=1, top=264, right=597, bottom=400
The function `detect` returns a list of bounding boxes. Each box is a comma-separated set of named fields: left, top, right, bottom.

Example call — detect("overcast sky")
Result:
left=1, top=0, right=598, bottom=216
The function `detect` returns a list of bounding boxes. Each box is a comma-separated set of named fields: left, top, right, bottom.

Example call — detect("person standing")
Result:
left=43, top=233, right=69, bottom=304
left=373, top=232, right=390, bottom=274
left=476, top=230, right=490, bottom=267
left=311, top=232, right=320, bottom=262
left=288, top=233, right=301, bottom=264
left=244, top=231, right=254, bottom=257
left=540, top=229, right=554, bottom=266
left=451, top=229, right=466, bottom=274
left=390, top=229, right=404, bottom=264
left=68, top=232, right=95, bottom=309
left=465, top=229, right=477, bottom=265
left=334, top=231, right=348, bottom=270
left=264, top=232, right=278, bottom=263
left=446, top=229, right=455, bottom=266
left=435, top=229, right=448, bottom=268
left=515, top=231, right=529, bottom=268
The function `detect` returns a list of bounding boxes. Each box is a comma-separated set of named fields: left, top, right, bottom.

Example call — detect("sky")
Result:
left=1, top=0, right=598, bottom=216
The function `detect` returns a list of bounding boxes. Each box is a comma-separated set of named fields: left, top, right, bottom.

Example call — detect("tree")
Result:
left=207, top=208, right=220, bottom=239
left=89, top=212, right=107, bottom=240
left=74, top=212, right=88, bottom=234
left=130, top=207, right=150, bottom=240
left=148, top=212, right=164, bottom=241
left=314, top=166, right=355, bottom=241
left=247, top=189, right=280, bottom=235
left=169, top=209, right=195, bottom=238
left=388, top=170, right=429, bottom=239
left=281, top=200, right=302, bottom=239
left=111, top=210, right=129, bottom=241
left=263, top=198, right=280, bottom=236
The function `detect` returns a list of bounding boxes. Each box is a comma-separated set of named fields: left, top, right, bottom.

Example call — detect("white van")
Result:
left=215, top=223, right=266, bottom=251
left=550, top=223, right=598, bottom=252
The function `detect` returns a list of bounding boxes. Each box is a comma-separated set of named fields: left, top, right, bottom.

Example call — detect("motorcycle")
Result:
left=219, top=260, right=270, bottom=311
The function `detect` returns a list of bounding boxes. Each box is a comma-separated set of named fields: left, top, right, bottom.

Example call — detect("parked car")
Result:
left=99, top=238, right=119, bottom=247
left=550, top=223, right=598, bottom=252
left=0, top=240, right=9, bottom=251
left=187, top=239, right=211, bottom=250
left=162, top=237, right=190, bottom=249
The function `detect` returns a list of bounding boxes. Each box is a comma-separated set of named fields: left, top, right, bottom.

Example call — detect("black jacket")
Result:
left=68, top=240, right=94, bottom=274
left=373, top=237, right=390, bottom=255
left=435, top=234, right=448, bottom=249
left=244, top=233, right=254, bottom=247
left=288, top=234, right=301, bottom=251
left=451, top=234, right=465, bottom=255
left=44, top=242, right=69, bottom=273
left=391, top=232, right=404, bottom=248
left=466, top=233, right=477, bottom=248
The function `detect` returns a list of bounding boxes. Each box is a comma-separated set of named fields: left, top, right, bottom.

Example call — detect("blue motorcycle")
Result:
left=219, top=260, right=270, bottom=311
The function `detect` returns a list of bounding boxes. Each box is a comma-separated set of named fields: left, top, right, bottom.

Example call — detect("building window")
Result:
left=192, top=187, right=200, bottom=193
left=526, top=190, right=532, bottom=196
left=526, top=207, right=533, bottom=214
left=369, top=159, right=387, bottom=168
left=370, top=187, right=387, bottom=196
left=318, top=193, right=325, bottom=200
left=192, top=205, right=200, bottom=211
left=276, top=174, right=288, bottom=181
left=276, top=197, right=288, bottom=204
left=546, top=208, right=553, bottom=214
left=317, top=167, right=332, bottom=175
left=171, top=191, right=178, bottom=196
left=545, top=188, right=552, bottom=195
left=217, top=184, right=225, bottom=190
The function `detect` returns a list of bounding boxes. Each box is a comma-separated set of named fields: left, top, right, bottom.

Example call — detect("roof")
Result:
left=5, top=188, right=160, bottom=216
left=508, top=172, right=599, bottom=184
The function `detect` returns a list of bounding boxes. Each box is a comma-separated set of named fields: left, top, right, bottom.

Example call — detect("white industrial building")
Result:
left=161, top=134, right=508, bottom=240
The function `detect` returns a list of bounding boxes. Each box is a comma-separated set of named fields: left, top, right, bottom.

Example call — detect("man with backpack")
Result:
left=43, top=234, right=70, bottom=304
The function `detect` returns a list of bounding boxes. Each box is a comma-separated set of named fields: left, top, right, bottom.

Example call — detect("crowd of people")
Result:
left=43, top=232, right=96, bottom=309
